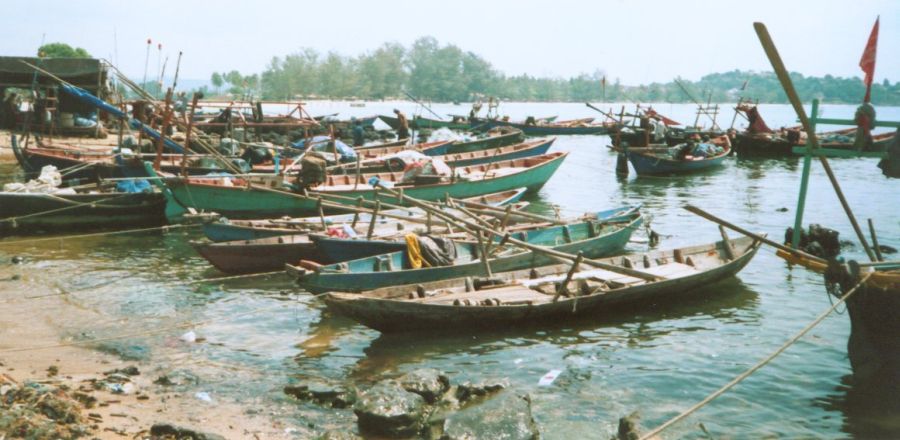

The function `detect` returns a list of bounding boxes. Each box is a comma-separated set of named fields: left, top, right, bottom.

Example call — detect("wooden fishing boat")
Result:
left=194, top=234, right=325, bottom=274
left=611, top=126, right=726, bottom=149
left=333, top=138, right=555, bottom=174
left=444, top=129, right=526, bottom=154
left=196, top=193, right=547, bottom=274
left=287, top=206, right=641, bottom=293
left=776, top=250, right=900, bottom=291
left=776, top=249, right=900, bottom=383
left=11, top=136, right=247, bottom=181
left=0, top=188, right=167, bottom=235
left=625, top=143, right=730, bottom=176
left=477, top=118, right=614, bottom=136
left=149, top=152, right=568, bottom=219
left=322, top=236, right=761, bottom=332
left=201, top=188, right=528, bottom=242
left=360, top=138, right=409, bottom=149
left=441, top=137, right=555, bottom=167
left=352, top=140, right=453, bottom=158
left=378, top=115, right=472, bottom=131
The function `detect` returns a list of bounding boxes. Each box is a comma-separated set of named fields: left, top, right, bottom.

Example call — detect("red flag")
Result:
left=859, top=17, right=879, bottom=102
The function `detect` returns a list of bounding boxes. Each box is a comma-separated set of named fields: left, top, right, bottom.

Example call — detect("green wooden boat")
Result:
left=146, top=152, right=568, bottom=220
left=286, top=206, right=641, bottom=293
left=379, top=115, right=472, bottom=131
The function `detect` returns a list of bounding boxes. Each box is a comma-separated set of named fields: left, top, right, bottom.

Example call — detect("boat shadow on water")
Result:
left=313, top=277, right=762, bottom=380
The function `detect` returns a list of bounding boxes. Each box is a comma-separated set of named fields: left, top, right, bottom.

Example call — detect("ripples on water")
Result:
left=1, top=102, right=898, bottom=438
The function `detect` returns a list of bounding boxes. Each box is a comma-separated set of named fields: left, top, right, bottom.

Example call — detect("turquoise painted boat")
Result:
left=149, top=152, right=567, bottom=220
left=287, top=206, right=641, bottom=293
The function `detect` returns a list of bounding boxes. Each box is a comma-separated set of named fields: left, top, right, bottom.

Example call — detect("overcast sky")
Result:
left=4, top=0, right=897, bottom=85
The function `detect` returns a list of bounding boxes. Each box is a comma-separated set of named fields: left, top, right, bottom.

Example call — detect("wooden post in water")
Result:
left=791, top=99, right=818, bottom=249
left=868, top=219, right=884, bottom=261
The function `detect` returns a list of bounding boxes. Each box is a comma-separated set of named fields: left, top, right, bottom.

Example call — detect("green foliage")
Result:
left=38, top=42, right=91, bottom=58
left=210, top=72, right=224, bottom=93
left=248, top=37, right=899, bottom=105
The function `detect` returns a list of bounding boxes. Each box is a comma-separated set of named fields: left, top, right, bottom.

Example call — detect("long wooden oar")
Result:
left=371, top=179, right=664, bottom=282
left=753, top=22, right=877, bottom=262
left=683, top=204, right=825, bottom=265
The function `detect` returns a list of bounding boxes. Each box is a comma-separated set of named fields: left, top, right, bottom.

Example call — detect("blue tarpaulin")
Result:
left=60, top=84, right=185, bottom=154
left=291, top=136, right=357, bottom=161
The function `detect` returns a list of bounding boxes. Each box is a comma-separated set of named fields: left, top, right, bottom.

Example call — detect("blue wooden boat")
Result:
left=625, top=144, right=730, bottom=176
left=201, top=188, right=528, bottom=242
left=287, top=206, right=641, bottom=293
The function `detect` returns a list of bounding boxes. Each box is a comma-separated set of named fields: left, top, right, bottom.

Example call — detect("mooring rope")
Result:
left=0, top=192, right=135, bottom=225
left=638, top=272, right=873, bottom=440
left=0, top=223, right=200, bottom=247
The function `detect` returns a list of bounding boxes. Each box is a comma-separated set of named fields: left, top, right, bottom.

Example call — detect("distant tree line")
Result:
left=35, top=40, right=900, bottom=105
left=225, top=37, right=900, bottom=105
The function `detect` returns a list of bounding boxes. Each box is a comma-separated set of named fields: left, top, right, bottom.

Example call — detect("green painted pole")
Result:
left=791, top=99, right=818, bottom=249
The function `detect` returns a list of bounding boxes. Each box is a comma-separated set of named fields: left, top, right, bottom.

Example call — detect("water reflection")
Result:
left=817, top=373, right=900, bottom=438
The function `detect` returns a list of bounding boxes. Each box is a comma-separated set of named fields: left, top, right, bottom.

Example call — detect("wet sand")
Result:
left=0, top=266, right=294, bottom=439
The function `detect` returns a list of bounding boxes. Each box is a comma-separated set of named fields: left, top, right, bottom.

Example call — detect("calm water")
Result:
left=1, top=102, right=898, bottom=438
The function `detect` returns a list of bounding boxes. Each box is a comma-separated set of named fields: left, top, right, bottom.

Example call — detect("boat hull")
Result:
left=0, top=192, right=167, bottom=235
left=194, top=235, right=323, bottom=274
left=162, top=153, right=568, bottom=219
left=325, top=237, right=761, bottom=332
left=478, top=120, right=611, bottom=136
left=626, top=149, right=728, bottom=175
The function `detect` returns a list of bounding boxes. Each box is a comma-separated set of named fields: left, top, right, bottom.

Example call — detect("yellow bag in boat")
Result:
left=405, top=234, right=431, bottom=269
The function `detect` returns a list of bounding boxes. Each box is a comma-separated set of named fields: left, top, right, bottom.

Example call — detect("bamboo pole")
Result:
left=367, top=200, right=381, bottom=240
left=867, top=219, right=884, bottom=262
left=684, top=204, right=823, bottom=264
left=475, top=230, right=493, bottom=278
left=181, top=93, right=200, bottom=176
left=153, top=88, right=174, bottom=171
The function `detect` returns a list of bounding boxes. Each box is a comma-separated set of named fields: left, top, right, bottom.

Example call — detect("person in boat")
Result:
left=524, top=116, right=537, bottom=126
left=1, top=92, right=19, bottom=129
left=652, top=118, right=667, bottom=143
left=853, top=102, right=876, bottom=151
left=394, top=109, right=410, bottom=140
left=351, top=117, right=365, bottom=147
